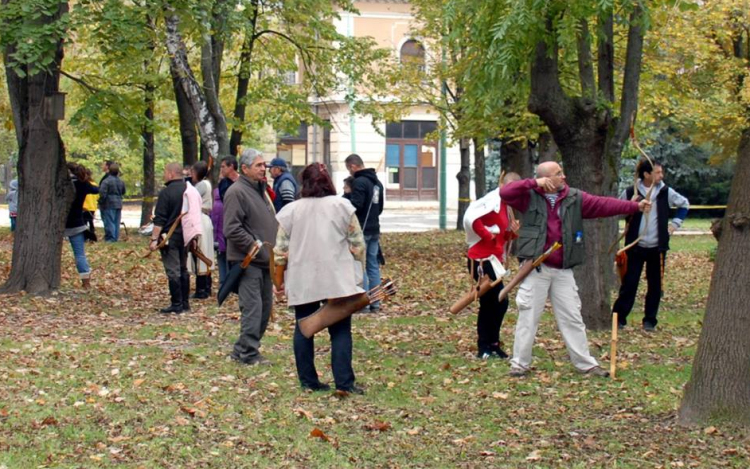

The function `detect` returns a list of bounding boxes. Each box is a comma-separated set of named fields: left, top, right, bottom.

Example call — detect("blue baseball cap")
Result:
left=269, top=157, right=288, bottom=169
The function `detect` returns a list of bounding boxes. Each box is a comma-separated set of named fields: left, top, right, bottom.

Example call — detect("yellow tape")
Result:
left=458, top=198, right=472, bottom=202
left=686, top=205, right=726, bottom=209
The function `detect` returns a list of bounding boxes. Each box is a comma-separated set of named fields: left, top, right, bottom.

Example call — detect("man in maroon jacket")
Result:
left=500, top=162, right=651, bottom=378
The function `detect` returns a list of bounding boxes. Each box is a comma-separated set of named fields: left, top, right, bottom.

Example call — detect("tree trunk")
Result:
left=202, top=0, right=229, bottom=183
left=456, top=137, right=471, bottom=231
left=537, top=132, right=558, bottom=163
left=473, top=137, right=486, bottom=199
left=502, top=139, right=534, bottom=179
left=527, top=9, right=644, bottom=330
left=0, top=2, right=74, bottom=295
left=679, top=128, right=750, bottom=425
left=229, top=1, right=259, bottom=156
left=141, top=83, right=156, bottom=227
left=170, top=65, right=198, bottom=166
left=163, top=5, right=225, bottom=161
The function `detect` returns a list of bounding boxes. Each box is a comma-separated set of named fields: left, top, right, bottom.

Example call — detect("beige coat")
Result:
left=276, top=197, right=364, bottom=306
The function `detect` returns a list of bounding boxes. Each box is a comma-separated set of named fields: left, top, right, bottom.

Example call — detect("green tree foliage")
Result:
left=639, top=0, right=748, bottom=162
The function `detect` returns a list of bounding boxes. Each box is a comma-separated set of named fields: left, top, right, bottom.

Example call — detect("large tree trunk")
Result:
left=456, top=137, right=471, bottom=231
left=141, top=83, right=156, bottom=227
left=1, top=2, right=74, bottom=295
left=502, top=139, right=534, bottom=179
left=163, top=5, right=226, bottom=162
left=473, top=137, right=486, bottom=199
left=537, top=132, right=558, bottom=163
left=679, top=128, right=750, bottom=425
left=170, top=65, right=198, bottom=166
left=229, top=1, right=259, bottom=156
left=202, top=0, right=229, bottom=182
left=527, top=9, right=644, bottom=330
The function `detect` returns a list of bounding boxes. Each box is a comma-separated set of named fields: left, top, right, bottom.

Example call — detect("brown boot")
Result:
left=82, top=278, right=91, bottom=289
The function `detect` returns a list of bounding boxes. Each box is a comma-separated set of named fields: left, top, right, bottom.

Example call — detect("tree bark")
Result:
left=502, top=139, right=533, bottom=179
left=201, top=0, right=229, bottom=182
left=163, top=5, right=225, bottom=161
left=455, top=137, right=471, bottom=231
left=229, top=1, right=259, bottom=156
left=170, top=65, right=198, bottom=166
left=537, top=132, right=558, bottom=163
left=679, top=128, right=750, bottom=425
left=141, top=83, right=156, bottom=227
left=0, top=2, right=74, bottom=295
left=527, top=9, right=645, bottom=330
left=473, top=137, right=486, bottom=199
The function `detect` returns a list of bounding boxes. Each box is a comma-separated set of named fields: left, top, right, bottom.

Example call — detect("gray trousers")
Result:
left=233, top=265, right=273, bottom=360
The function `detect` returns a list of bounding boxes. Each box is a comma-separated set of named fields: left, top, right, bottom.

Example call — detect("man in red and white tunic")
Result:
left=462, top=172, right=520, bottom=359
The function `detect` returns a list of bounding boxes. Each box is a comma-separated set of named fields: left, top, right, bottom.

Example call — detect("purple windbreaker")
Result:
left=500, top=179, right=640, bottom=268
left=210, top=188, right=225, bottom=252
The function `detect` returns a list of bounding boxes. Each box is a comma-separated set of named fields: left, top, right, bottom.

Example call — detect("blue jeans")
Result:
left=68, top=232, right=90, bottom=278
left=294, top=301, right=355, bottom=391
left=101, top=208, right=121, bottom=242
left=363, top=234, right=381, bottom=309
left=10, top=216, right=16, bottom=232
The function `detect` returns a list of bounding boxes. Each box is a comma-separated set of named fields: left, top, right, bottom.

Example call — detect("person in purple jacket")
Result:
left=500, top=161, right=651, bottom=378
left=210, top=187, right=228, bottom=287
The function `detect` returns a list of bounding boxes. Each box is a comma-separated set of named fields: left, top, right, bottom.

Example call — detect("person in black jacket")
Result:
left=344, top=153, right=384, bottom=311
left=65, top=163, right=99, bottom=289
left=150, top=162, right=190, bottom=314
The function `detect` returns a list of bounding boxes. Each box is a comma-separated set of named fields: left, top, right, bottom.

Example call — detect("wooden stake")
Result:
left=610, top=312, right=619, bottom=379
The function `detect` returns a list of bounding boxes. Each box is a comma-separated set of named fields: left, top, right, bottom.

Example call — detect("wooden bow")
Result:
left=141, top=213, right=185, bottom=258
left=608, top=124, right=655, bottom=256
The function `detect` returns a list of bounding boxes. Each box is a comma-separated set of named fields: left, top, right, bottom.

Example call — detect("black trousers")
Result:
left=294, top=301, right=355, bottom=391
left=612, top=246, right=665, bottom=327
left=467, top=258, right=509, bottom=352
left=160, top=240, right=189, bottom=307
left=82, top=211, right=97, bottom=242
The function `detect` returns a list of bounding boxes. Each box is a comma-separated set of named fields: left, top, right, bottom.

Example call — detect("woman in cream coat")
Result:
left=274, top=163, right=366, bottom=394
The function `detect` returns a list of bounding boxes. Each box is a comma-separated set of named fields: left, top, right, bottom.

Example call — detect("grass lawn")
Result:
left=0, top=228, right=747, bottom=468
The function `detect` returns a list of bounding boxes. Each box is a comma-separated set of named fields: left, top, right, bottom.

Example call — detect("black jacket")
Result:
left=66, top=179, right=99, bottom=229
left=349, top=168, right=384, bottom=236
left=153, top=179, right=186, bottom=243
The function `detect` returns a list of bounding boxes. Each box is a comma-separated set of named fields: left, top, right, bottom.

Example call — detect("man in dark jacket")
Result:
left=268, top=157, right=297, bottom=212
left=345, top=153, right=384, bottom=311
left=613, top=160, right=689, bottom=332
left=98, top=163, right=126, bottom=242
left=500, top=161, right=652, bottom=378
left=150, top=162, right=189, bottom=314
left=224, top=148, right=278, bottom=365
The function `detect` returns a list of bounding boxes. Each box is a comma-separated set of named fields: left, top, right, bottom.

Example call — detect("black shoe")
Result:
left=182, top=301, right=190, bottom=312
left=160, top=304, right=183, bottom=314
left=229, top=353, right=269, bottom=366
left=302, top=383, right=331, bottom=392
left=336, top=385, right=365, bottom=395
left=489, top=344, right=508, bottom=359
left=618, top=323, right=627, bottom=330
left=643, top=323, right=656, bottom=332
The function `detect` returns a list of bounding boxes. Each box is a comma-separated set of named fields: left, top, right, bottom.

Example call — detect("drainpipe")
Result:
left=439, top=52, right=447, bottom=230
left=346, top=13, right=357, bottom=155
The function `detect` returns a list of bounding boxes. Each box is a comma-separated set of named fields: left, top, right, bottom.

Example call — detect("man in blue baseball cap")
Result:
left=268, top=157, right=298, bottom=213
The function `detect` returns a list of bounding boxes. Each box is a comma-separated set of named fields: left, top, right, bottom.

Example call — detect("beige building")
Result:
left=276, top=0, right=465, bottom=208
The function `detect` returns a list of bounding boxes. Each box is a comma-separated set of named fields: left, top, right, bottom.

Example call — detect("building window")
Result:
left=282, top=70, right=297, bottom=86
left=400, top=39, right=426, bottom=72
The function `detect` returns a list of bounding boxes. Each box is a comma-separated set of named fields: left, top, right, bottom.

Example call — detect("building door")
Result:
left=385, top=121, right=438, bottom=201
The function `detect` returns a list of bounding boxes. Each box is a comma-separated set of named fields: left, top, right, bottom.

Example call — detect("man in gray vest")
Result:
left=500, top=162, right=651, bottom=378
left=224, top=148, right=278, bottom=365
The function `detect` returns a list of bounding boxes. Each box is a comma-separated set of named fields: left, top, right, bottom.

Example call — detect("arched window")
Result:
left=400, top=39, right=426, bottom=72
